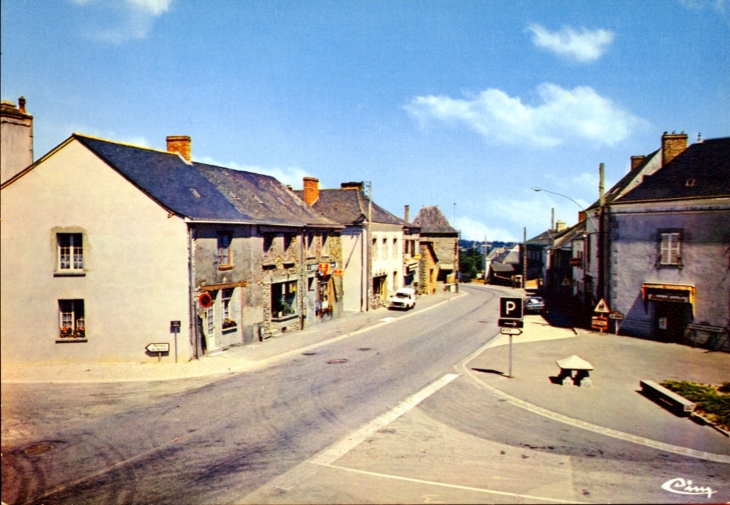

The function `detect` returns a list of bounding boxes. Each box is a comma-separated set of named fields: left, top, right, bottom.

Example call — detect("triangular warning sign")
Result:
left=594, top=299, right=610, bottom=313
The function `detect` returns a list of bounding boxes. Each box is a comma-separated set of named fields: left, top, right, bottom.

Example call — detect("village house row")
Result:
left=0, top=98, right=458, bottom=364
left=489, top=132, right=729, bottom=350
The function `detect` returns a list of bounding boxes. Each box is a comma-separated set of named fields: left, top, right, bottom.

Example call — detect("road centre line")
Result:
left=309, top=373, right=461, bottom=466
left=312, top=463, right=585, bottom=505
left=456, top=341, right=730, bottom=464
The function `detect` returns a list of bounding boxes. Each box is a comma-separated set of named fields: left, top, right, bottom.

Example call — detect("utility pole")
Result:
left=523, top=227, right=527, bottom=290
left=597, top=163, right=605, bottom=305
left=366, top=181, right=373, bottom=311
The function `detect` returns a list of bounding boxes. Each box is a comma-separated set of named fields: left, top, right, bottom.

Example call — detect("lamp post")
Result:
left=531, top=188, right=597, bottom=230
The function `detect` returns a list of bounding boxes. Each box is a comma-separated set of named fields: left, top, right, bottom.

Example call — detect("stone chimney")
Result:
left=661, top=132, right=687, bottom=167
left=1, top=96, right=34, bottom=184
left=555, top=220, right=566, bottom=232
left=302, top=177, right=319, bottom=205
left=404, top=205, right=409, bottom=222
left=630, top=155, right=646, bottom=171
left=166, top=135, right=191, bottom=162
left=340, top=181, right=363, bottom=190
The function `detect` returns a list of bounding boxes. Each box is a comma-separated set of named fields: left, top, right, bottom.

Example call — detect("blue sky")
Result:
left=2, top=0, right=729, bottom=241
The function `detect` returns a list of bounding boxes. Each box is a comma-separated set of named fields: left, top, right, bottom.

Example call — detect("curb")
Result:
left=455, top=338, right=730, bottom=464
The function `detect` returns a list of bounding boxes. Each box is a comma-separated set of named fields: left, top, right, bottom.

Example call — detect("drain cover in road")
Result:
left=24, top=444, right=54, bottom=455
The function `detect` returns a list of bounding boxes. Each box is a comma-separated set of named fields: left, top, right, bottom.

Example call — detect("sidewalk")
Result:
left=0, top=291, right=462, bottom=384
left=465, top=314, right=730, bottom=459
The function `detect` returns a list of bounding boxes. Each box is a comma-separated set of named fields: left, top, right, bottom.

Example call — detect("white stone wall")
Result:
left=1, top=139, right=193, bottom=364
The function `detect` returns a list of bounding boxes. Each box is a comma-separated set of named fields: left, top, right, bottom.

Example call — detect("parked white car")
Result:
left=387, top=288, right=416, bottom=310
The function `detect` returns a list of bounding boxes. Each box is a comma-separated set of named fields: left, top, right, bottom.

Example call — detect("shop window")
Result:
left=57, top=233, right=83, bottom=272
left=272, top=281, right=297, bottom=320
left=222, top=288, right=237, bottom=330
left=59, top=299, right=85, bottom=339
left=218, top=234, right=232, bottom=268
left=659, top=230, right=682, bottom=267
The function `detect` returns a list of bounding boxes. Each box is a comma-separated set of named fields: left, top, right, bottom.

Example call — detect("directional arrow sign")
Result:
left=498, top=318, right=524, bottom=328
left=146, top=343, right=170, bottom=353
left=501, top=327, right=523, bottom=335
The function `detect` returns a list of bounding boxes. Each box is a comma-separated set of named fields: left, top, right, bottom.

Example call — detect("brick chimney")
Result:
left=340, top=182, right=363, bottom=190
left=1, top=96, right=34, bottom=184
left=661, top=132, right=687, bottom=167
left=630, top=155, right=646, bottom=171
left=166, top=136, right=191, bottom=162
left=302, top=177, right=319, bottom=205
left=404, top=205, right=410, bottom=222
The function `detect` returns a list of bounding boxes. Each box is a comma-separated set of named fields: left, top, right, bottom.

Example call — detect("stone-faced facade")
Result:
left=411, top=206, right=458, bottom=294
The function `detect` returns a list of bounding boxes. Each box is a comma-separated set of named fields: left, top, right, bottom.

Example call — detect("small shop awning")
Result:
left=641, top=283, right=695, bottom=305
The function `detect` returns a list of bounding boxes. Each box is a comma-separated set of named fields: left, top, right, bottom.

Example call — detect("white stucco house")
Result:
left=1, top=133, right=340, bottom=364
left=296, top=179, right=413, bottom=311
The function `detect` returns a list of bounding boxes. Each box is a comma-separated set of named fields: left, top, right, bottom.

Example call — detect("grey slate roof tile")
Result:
left=76, top=134, right=336, bottom=227
left=616, top=137, right=730, bottom=203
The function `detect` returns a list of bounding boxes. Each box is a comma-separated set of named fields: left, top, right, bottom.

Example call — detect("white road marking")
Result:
left=309, top=373, right=461, bottom=466
left=312, top=463, right=586, bottom=504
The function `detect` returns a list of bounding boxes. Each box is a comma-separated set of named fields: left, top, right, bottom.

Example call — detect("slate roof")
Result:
left=582, top=149, right=663, bottom=211
left=294, top=188, right=409, bottom=227
left=526, top=230, right=553, bottom=247
left=411, top=206, right=457, bottom=235
left=75, top=135, right=336, bottom=227
left=615, top=137, right=730, bottom=203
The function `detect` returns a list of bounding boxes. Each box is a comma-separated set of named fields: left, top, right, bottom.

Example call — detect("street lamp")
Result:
left=531, top=188, right=597, bottom=230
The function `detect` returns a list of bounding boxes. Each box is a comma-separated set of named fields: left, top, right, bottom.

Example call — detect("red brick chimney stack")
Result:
left=630, top=155, right=646, bottom=171
left=404, top=205, right=409, bottom=222
left=302, top=177, right=319, bottom=205
left=166, top=136, right=191, bottom=162
left=18, top=96, right=26, bottom=114
left=661, top=132, right=687, bottom=167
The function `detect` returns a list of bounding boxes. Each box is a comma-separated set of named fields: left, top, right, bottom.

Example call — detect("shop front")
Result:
left=641, top=283, right=695, bottom=342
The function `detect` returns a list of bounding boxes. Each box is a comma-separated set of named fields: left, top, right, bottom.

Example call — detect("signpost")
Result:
left=170, top=320, right=181, bottom=363
left=592, top=299, right=610, bottom=333
left=498, top=319, right=524, bottom=328
left=608, top=311, right=624, bottom=335
left=499, top=297, right=524, bottom=378
left=146, top=342, right=170, bottom=362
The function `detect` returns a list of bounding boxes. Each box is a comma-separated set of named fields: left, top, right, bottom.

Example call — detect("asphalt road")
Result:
left=2, top=286, right=727, bottom=504
left=1, top=287, right=502, bottom=504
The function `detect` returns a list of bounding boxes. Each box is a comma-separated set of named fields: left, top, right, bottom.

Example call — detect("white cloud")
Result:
left=71, top=0, right=171, bottom=43
left=452, top=216, right=517, bottom=242
left=195, top=157, right=311, bottom=188
left=404, top=83, right=645, bottom=147
left=680, top=0, right=727, bottom=12
left=526, top=24, right=614, bottom=62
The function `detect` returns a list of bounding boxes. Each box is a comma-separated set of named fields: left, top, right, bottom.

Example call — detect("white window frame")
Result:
left=660, top=232, right=682, bottom=266
left=57, top=233, right=83, bottom=271
left=59, top=299, right=85, bottom=339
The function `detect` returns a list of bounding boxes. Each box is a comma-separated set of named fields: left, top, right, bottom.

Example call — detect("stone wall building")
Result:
left=411, top=206, right=458, bottom=294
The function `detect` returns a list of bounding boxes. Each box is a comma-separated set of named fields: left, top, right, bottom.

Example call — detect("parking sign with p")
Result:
left=500, top=297, right=524, bottom=320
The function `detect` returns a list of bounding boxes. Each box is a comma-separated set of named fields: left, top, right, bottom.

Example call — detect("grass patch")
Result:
left=661, top=380, right=730, bottom=431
